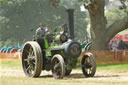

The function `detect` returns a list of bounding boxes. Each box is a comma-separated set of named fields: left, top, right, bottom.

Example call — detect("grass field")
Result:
left=1, top=59, right=128, bottom=70
left=0, top=58, right=128, bottom=85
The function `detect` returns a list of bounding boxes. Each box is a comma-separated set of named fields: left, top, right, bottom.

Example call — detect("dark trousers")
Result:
left=37, top=38, right=45, bottom=50
left=36, top=38, right=45, bottom=69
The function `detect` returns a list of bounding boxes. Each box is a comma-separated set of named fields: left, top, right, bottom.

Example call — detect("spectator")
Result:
left=112, top=40, right=118, bottom=52
left=118, top=39, right=125, bottom=50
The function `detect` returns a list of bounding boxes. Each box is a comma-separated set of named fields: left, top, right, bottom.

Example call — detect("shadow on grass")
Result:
left=38, top=73, right=84, bottom=79
left=67, top=73, right=119, bottom=79
left=38, top=73, right=119, bottom=79
left=66, top=73, right=84, bottom=79
left=94, top=75, right=119, bottom=78
left=39, top=75, right=53, bottom=78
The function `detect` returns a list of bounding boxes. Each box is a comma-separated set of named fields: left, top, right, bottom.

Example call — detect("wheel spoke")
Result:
left=31, top=64, right=35, bottom=71
left=26, top=64, right=35, bottom=74
left=30, top=48, right=33, bottom=56
left=57, top=68, right=61, bottom=75
left=53, top=63, right=61, bottom=77
left=86, top=57, right=90, bottom=63
left=25, top=49, right=29, bottom=54
left=32, top=61, right=36, bottom=65
left=52, top=55, right=65, bottom=79
left=56, top=71, right=60, bottom=75
left=32, top=56, right=35, bottom=59
left=28, top=48, right=35, bottom=59
left=26, top=65, right=31, bottom=73
left=88, top=69, right=91, bottom=74
left=54, top=59, right=58, bottom=64
left=31, top=51, right=34, bottom=56
left=87, top=69, right=89, bottom=74
left=24, top=59, right=28, bottom=62
left=27, top=47, right=32, bottom=57
left=90, top=68, right=92, bottom=74
left=85, top=67, right=93, bottom=75
left=29, top=47, right=33, bottom=53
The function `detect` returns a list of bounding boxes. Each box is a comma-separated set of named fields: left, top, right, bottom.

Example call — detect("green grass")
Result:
left=0, top=60, right=21, bottom=67
left=0, top=61, right=21, bottom=67
left=1, top=59, right=128, bottom=70
left=97, top=64, right=128, bottom=70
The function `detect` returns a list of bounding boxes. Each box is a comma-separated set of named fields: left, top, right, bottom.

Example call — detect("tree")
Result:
left=0, top=0, right=8, bottom=4
left=0, top=0, right=88, bottom=46
left=105, top=8, right=127, bottom=28
left=82, top=0, right=128, bottom=50
left=0, top=0, right=67, bottom=42
left=50, top=0, right=128, bottom=50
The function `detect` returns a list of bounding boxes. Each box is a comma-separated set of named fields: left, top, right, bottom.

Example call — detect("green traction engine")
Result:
left=21, top=9, right=96, bottom=79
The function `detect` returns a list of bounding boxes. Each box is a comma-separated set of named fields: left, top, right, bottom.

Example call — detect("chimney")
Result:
left=66, top=9, right=75, bottom=39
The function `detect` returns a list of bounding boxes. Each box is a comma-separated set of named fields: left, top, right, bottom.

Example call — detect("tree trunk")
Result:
left=86, top=0, right=128, bottom=50
left=50, top=0, right=128, bottom=50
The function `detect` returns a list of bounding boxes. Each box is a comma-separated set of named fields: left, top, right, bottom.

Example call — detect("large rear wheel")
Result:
left=81, top=52, right=96, bottom=77
left=51, top=54, right=65, bottom=79
left=22, top=41, right=42, bottom=77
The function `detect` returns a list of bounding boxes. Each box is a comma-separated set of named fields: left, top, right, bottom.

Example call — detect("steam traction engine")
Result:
left=22, top=9, right=96, bottom=79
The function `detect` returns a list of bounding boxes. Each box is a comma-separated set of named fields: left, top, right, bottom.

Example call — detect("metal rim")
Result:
left=81, top=52, right=96, bottom=77
left=51, top=54, right=65, bottom=79
left=65, top=41, right=81, bottom=58
left=22, top=41, right=42, bottom=77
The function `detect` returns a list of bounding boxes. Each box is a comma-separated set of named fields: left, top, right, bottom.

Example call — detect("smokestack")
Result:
left=66, top=9, right=75, bottom=39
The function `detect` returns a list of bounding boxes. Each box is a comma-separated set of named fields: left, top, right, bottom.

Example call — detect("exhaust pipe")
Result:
left=66, top=9, right=75, bottom=40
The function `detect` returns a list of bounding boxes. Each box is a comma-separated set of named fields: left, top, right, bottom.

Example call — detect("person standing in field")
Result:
left=112, top=40, right=119, bottom=60
left=112, top=40, right=118, bottom=52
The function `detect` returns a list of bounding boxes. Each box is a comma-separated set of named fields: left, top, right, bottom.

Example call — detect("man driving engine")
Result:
left=35, top=24, right=46, bottom=50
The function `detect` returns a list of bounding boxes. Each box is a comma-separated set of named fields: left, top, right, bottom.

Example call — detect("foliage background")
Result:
left=0, top=0, right=89, bottom=47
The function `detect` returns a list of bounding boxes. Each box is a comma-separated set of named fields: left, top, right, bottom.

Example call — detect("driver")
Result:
left=45, top=25, right=51, bottom=34
left=35, top=24, right=45, bottom=50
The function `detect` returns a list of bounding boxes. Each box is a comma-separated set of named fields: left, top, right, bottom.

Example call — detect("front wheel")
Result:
left=22, top=41, right=42, bottom=77
left=81, top=52, right=96, bottom=77
left=51, top=54, right=65, bottom=79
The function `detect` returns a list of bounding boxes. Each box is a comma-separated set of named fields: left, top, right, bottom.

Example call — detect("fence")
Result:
left=1, top=50, right=128, bottom=64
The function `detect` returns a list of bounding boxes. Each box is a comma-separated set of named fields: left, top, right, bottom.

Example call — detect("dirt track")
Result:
left=1, top=66, right=128, bottom=82
left=0, top=55, right=128, bottom=84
